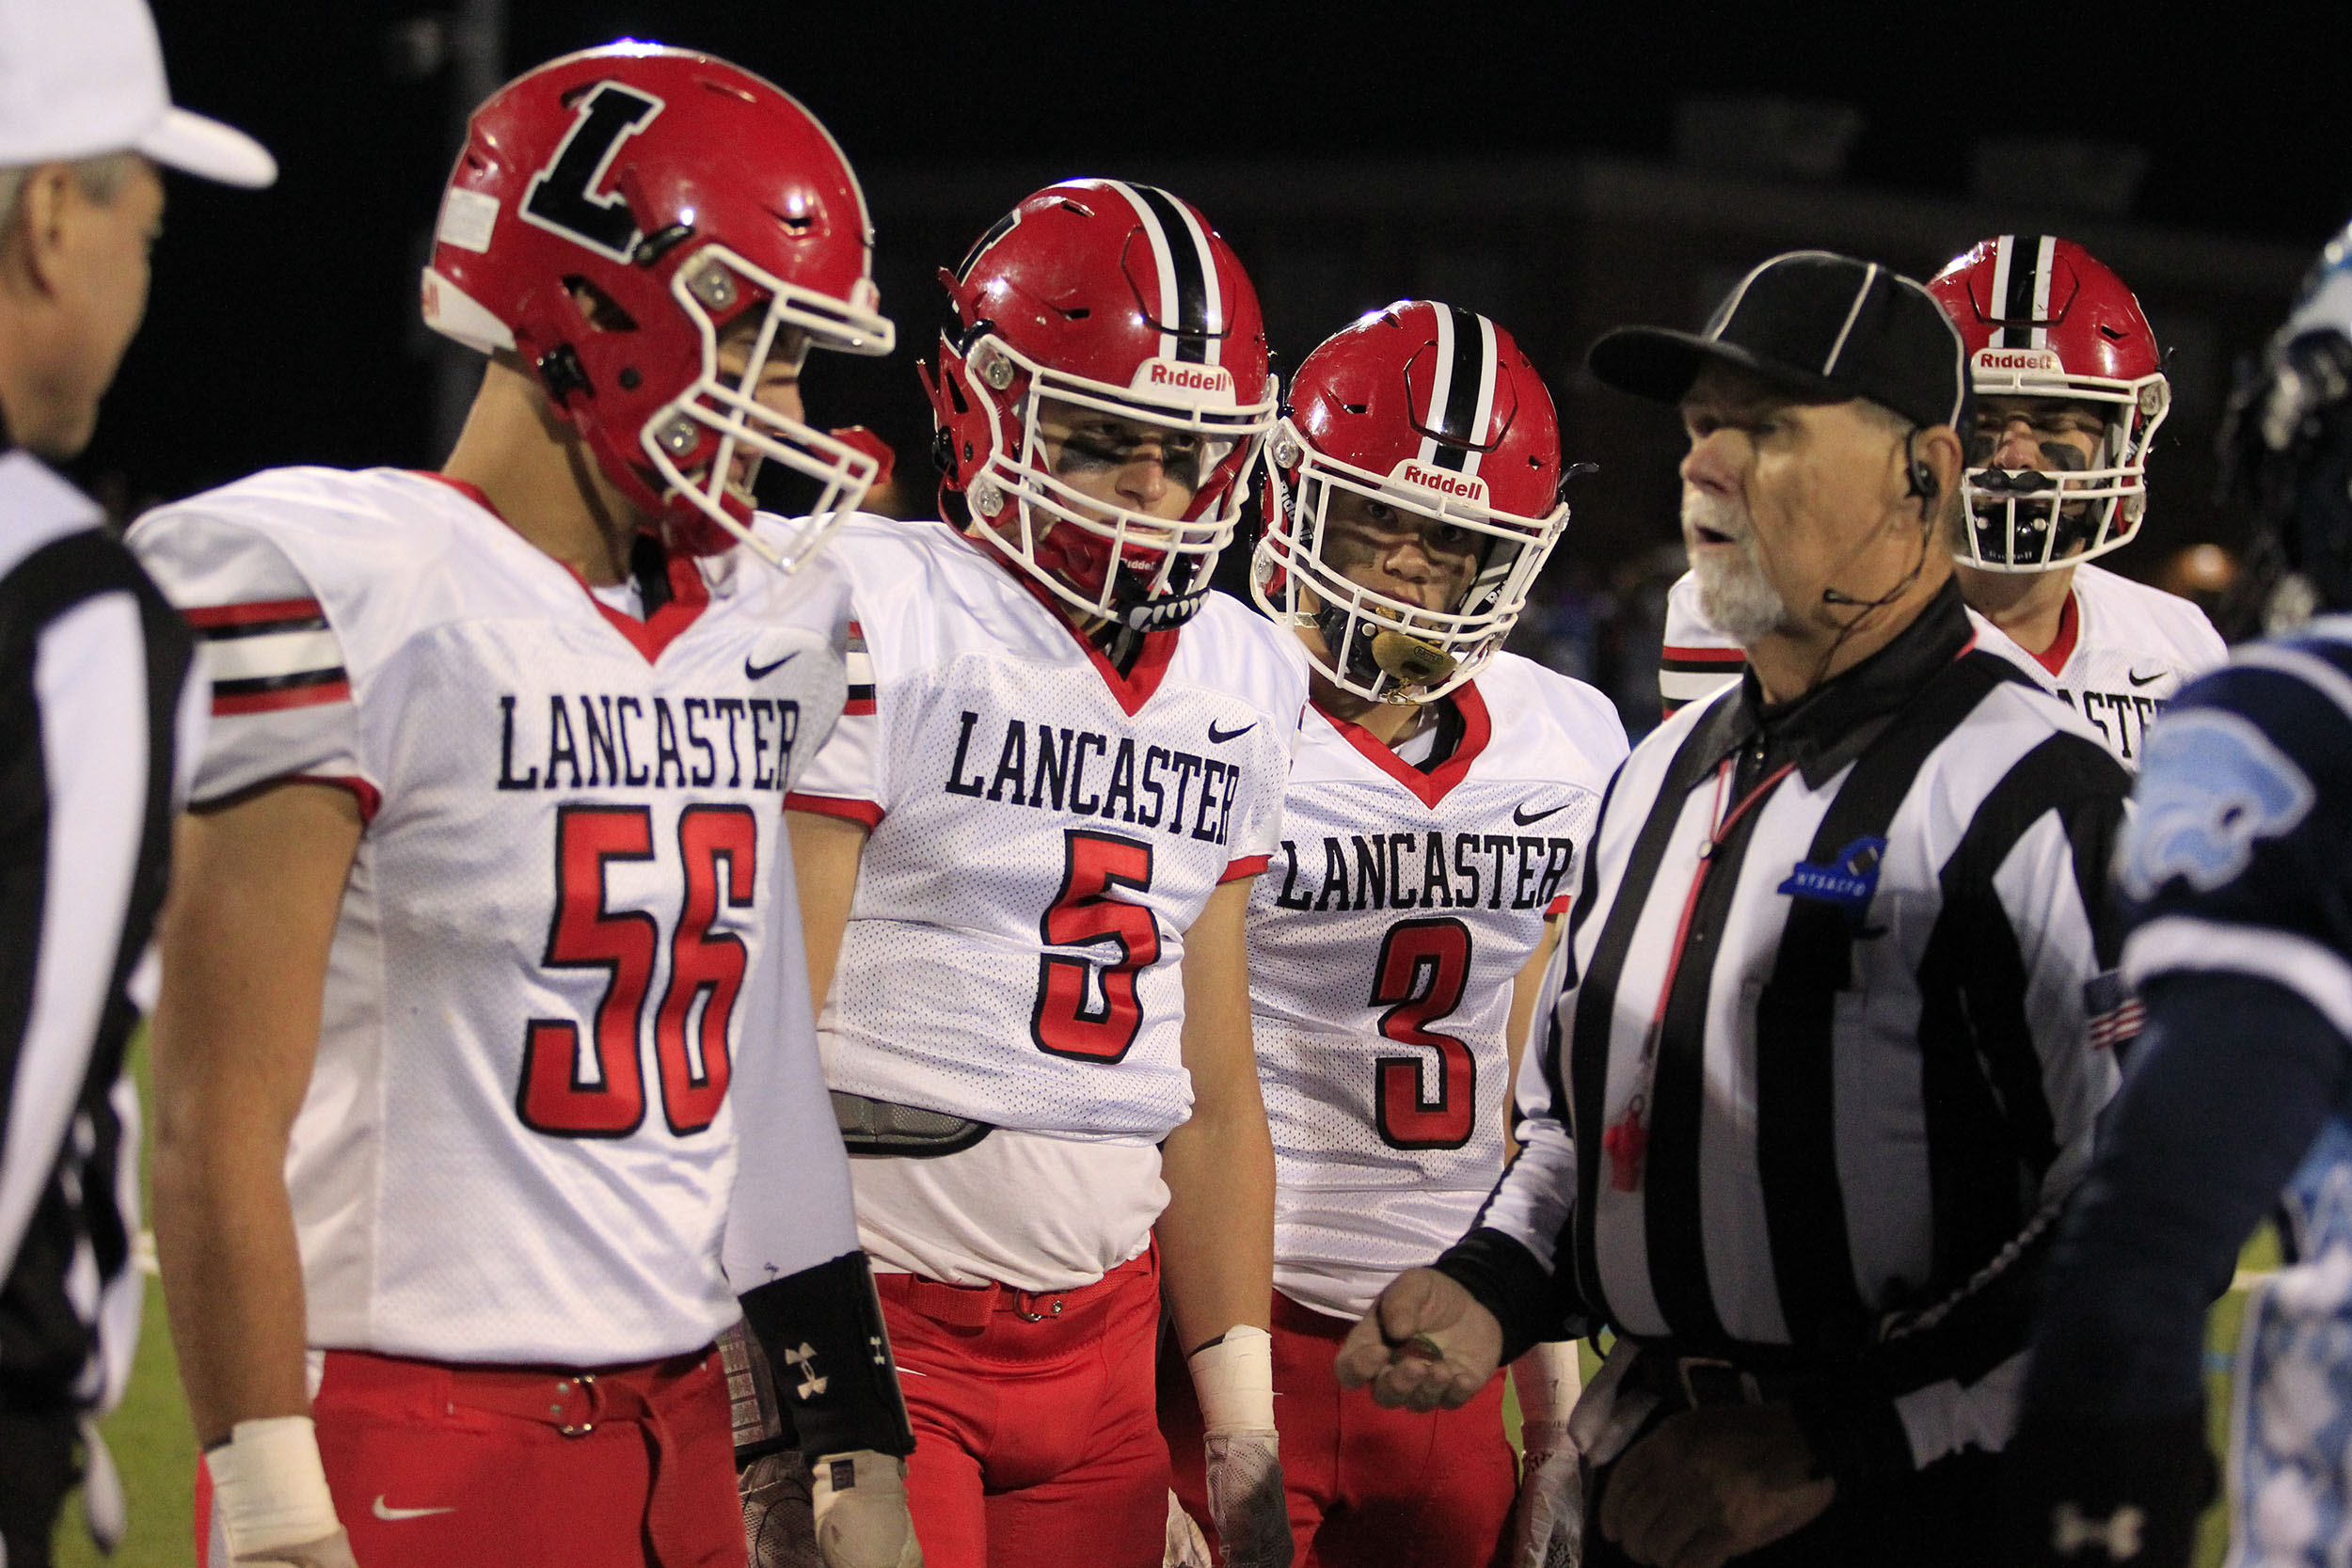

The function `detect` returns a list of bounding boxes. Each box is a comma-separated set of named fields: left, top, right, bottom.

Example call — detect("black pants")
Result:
left=1583, top=1423, right=2000, bottom=1568
left=0, top=1406, right=78, bottom=1568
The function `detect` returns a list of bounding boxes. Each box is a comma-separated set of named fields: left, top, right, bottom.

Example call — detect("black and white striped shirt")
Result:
left=1438, top=582, right=2130, bottom=1486
left=0, top=450, right=201, bottom=1418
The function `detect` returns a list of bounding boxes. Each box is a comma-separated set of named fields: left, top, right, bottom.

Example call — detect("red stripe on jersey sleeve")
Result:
left=784, top=792, right=883, bottom=829
left=1661, top=645, right=1747, bottom=666
left=1220, top=854, right=1271, bottom=883
left=842, top=696, right=877, bottom=717
left=213, top=677, right=351, bottom=716
left=1547, top=894, right=1571, bottom=916
left=185, top=597, right=325, bottom=629
left=295, top=774, right=383, bottom=824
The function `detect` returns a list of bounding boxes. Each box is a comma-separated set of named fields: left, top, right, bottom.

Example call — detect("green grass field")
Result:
left=51, top=1241, right=2280, bottom=1567
left=50, top=1043, right=2270, bottom=1565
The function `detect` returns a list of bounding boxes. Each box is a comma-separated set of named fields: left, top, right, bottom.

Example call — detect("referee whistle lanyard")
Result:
left=1603, top=752, right=1799, bottom=1193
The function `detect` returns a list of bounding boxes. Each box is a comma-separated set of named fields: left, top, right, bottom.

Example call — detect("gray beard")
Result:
left=1686, top=492, right=1791, bottom=646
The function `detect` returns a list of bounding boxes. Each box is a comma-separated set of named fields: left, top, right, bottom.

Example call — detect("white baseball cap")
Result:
left=0, top=0, right=273, bottom=187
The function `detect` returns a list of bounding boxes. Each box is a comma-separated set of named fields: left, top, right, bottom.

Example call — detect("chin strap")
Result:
left=1119, top=583, right=1211, bottom=633
left=1313, top=600, right=1388, bottom=691
left=1313, top=599, right=1456, bottom=699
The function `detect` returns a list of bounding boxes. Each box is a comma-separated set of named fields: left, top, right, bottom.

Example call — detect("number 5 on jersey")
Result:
left=519, top=803, right=757, bottom=1137
left=1032, top=829, right=1160, bottom=1064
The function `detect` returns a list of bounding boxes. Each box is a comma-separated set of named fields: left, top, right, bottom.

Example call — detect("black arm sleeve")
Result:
left=1433, top=1227, right=1594, bottom=1365
left=2024, top=971, right=2352, bottom=1423
left=739, top=1250, right=915, bottom=1461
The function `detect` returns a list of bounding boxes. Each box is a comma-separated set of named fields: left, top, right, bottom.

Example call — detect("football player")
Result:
left=2001, top=226, right=2352, bottom=1568
left=1659, top=236, right=2224, bottom=763
left=775, top=181, right=1305, bottom=1568
left=1157, top=301, right=1627, bottom=1568
left=131, top=46, right=916, bottom=1568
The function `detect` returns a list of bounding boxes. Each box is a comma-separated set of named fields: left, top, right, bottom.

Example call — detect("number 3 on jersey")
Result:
left=518, top=803, right=756, bottom=1137
left=1032, top=829, right=1160, bottom=1064
left=1372, top=917, right=1475, bottom=1149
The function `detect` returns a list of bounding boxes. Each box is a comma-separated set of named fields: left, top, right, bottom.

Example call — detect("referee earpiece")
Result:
left=1903, top=429, right=1938, bottom=512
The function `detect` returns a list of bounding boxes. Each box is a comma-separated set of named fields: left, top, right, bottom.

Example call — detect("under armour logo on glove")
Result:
left=784, top=1342, right=829, bottom=1402
left=2053, top=1502, right=2145, bottom=1560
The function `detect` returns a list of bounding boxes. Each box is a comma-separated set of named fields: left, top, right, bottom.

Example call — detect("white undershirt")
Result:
left=1391, top=721, right=1439, bottom=767
left=850, top=1129, right=1166, bottom=1292
left=587, top=578, right=644, bottom=619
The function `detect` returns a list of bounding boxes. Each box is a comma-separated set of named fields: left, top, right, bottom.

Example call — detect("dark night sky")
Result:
left=78, top=1, right=2352, bottom=513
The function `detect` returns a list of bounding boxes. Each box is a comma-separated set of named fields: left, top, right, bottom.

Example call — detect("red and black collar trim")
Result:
left=1314, top=682, right=1493, bottom=809
left=953, top=525, right=1181, bottom=717
left=410, top=470, right=709, bottom=665
left=2032, top=589, right=2081, bottom=677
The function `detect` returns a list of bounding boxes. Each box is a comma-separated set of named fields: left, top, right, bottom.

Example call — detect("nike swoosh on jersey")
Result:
left=1513, top=800, right=1570, bottom=826
left=745, top=651, right=801, bottom=681
left=1208, top=720, right=1256, bottom=743
left=2126, top=667, right=2166, bottom=687
left=373, top=1497, right=455, bottom=1522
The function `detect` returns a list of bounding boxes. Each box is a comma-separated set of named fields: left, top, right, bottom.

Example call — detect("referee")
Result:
left=1336, top=251, right=2132, bottom=1567
left=0, top=1, right=272, bottom=1560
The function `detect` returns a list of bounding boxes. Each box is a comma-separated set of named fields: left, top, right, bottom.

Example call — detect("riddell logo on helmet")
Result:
left=1134, top=359, right=1234, bottom=398
left=1390, top=460, right=1488, bottom=503
left=1974, top=347, right=2063, bottom=373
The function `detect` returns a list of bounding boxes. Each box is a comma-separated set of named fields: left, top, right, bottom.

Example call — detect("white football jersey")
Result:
left=129, top=467, right=851, bottom=1366
left=1659, top=563, right=2226, bottom=766
left=1253, top=655, right=1628, bottom=1320
left=787, top=517, right=1307, bottom=1290
left=791, top=517, right=1306, bottom=1139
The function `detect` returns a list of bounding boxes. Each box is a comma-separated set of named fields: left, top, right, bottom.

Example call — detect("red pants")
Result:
left=878, top=1247, right=1168, bottom=1568
left=196, top=1346, right=741, bottom=1568
left=1162, top=1291, right=1517, bottom=1568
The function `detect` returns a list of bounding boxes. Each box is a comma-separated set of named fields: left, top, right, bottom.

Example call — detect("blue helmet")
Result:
left=2221, top=220, right=2352, bottom=620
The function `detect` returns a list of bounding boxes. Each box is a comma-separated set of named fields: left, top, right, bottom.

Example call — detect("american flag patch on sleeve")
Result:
left=2083, top=969, right=2145, bottom=1052
left=183, top=597, right=350, bottom=716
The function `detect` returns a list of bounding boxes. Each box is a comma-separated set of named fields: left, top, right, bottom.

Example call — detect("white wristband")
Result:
left=1187, top=1325, right=1275, bottom=1434
left=1511, top=1340, right=1582, bottom=1430
left=204, top=1416, right=342, bottom=1557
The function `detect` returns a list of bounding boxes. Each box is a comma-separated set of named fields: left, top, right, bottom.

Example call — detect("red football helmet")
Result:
left=1928, top=235, right=2169, bottom=572
left=1255, top=301, right=1568, bottom=703
left=421, top=42, right=894, bottom=568
left=920, top=180, right=1277, bottom=630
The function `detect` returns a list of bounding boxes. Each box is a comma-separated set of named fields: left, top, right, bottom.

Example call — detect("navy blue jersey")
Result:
left=2118, top=625, right=2352, bottom=1021
left=2026, top=625, right=2352, bottom=1441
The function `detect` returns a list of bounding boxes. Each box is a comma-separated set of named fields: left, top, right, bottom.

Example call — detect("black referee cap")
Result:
left=1589, top=251, right=1969, bottom=433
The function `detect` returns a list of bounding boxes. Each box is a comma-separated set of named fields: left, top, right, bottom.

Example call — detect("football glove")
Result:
left=1190, top=1326, right=1293, bottom=1567
left=1510, top=1420, right=1583, bottom=1568
left=811, top=1449, right=922, bottom=1568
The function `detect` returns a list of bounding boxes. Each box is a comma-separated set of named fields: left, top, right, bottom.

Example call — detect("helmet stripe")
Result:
left=1150, top=187, right=1225, bottom=362
left=955, top=209, right=1020, bottom=285
left=1423, top=305, right=1499, bottom=474
left=2029, top=233, right=2058, bottom=349
left=1115, top=182, right=1216, bottom=366
left=1456, top=311, right=1502, bottom=479
left=1995, top=233, right=2055, bottom=346
left=1103, top=181, right=1182, bottom=362
left=1988, top=235, right=2018, bottom=348
left=1416, top=303, right=1457, bottom=467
